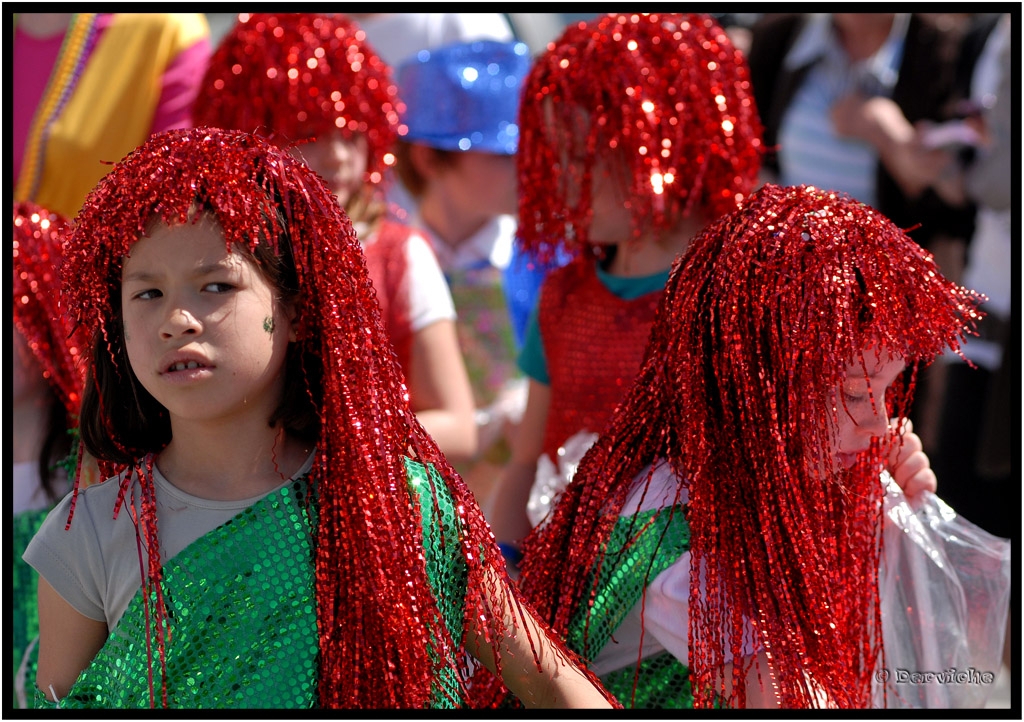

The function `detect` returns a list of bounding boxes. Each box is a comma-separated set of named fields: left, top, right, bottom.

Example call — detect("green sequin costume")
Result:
left=566, top=505, right=696, bottom=709
left=35, top=459, right=467, bottom=709
left=13, top=508, right=50, bottom=709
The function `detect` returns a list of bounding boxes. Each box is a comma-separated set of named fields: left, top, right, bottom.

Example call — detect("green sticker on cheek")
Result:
left=264, top=317, right=275, bottom=334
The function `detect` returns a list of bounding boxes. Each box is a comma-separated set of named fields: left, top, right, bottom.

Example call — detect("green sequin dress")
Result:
left=566, top=506, right=697, bottom=709
left=35, top=459, right=468, bottom=709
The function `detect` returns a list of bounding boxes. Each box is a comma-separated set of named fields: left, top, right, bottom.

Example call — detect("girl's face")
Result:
left=587, top=149, right=633, bottom=245
left=830, top=346, right=907, bottom=470
left=548, top=102, right=632, bottom=245
left=440, top=150, right=518, bottom=219
left=12, top=328, right=49, bottom=406
left=293, top=131, right=369, bottom=208
left=120, top=215, right=294, bottom=429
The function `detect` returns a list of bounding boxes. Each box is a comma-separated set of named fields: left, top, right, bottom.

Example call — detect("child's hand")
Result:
left=885, top=418, right=937, bottom=498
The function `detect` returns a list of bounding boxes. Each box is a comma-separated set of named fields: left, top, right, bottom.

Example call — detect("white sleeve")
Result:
left=643, top=551, right=761, bottom=668
left=619, top=461, right=758, bottom=668
left=405, top=231, right=457, bottom=332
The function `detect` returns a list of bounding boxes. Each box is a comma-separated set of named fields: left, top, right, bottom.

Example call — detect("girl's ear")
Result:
left=284, top=301, right=299, bottom=342
left=409, top=143, right=443, bottom=180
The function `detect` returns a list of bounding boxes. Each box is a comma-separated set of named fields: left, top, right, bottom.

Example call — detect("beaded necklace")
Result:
left=14, top=13, right=101, bottom=202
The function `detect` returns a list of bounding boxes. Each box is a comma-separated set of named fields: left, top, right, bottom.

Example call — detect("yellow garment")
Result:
left=18, top=13, right=208, bottom=218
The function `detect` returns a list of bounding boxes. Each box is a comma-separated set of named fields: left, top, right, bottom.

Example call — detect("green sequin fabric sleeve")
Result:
left=13, top=508, right=51, bottom=709
left=567, top=505, right=694, bottom=708
left=403, top=458, right=470, bottom=708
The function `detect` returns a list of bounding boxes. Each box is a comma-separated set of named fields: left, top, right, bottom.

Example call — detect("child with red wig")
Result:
left=488, top=12, right=764, bottom=562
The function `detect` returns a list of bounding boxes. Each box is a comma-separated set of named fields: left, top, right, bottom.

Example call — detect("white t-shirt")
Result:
left=589, top=460, right=759, bottom=676
left=24, top=452, right=315, bottom=632
left=412, top=212, right=516, bottom=276
left=403, top=229, right=458, bottom=331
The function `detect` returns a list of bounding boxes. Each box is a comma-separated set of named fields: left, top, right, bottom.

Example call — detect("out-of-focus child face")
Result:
left=829, top=345, right=907, bottom=471
left=12, top=327, right=49, bottom=405
left=546, top=101, right=633, bottom=245
left=587, top=149, right=634, bottom=245
left=293, top=131, right=369, bottom=208
left=445, top=150, right=519, bottom=218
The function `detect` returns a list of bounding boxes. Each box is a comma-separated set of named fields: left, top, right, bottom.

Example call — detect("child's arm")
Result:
left=409, top=318, right=479, bottom=461
left=722, top=652, right=783, bottom=708
left=485, top=379, right=551, bottom=562
left=35, top=578, right=108, bottom=702
left=885, top=417, right=937, bottom=497
left=466, top=566, right=616, bottom=708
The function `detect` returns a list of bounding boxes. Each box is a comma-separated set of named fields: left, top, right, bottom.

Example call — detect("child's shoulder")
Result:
left=63, top=469, right=133, bottom=515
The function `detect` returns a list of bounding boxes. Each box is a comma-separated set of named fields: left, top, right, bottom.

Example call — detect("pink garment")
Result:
left=13, top=15, right=209, bottom=181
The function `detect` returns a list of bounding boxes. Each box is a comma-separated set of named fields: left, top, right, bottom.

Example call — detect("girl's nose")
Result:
left=160, top=306, right=201, bottom=339
left=862, top=402, right=890, bottom=438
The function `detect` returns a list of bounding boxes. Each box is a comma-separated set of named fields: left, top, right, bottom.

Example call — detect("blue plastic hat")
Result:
left=397, top=40, right=531, bottom=155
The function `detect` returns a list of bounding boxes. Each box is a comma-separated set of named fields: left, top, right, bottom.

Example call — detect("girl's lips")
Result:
left=159, top=351, right=213, bottom=374
left=835, top=451, right=866, bottom=470
left=159, top=364, right=215, bottom=383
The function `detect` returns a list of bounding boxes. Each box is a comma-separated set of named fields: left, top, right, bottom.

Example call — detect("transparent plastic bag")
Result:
left=874, top=472, right=1012, bottom=708
left=527, top=431, right=599, bottom=528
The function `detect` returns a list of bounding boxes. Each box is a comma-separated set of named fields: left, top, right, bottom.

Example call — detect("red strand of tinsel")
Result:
left=59, top=127, right=537, bottom=708
left=12, top=200, right=84, bottom=423
left=515, top=13, right=763, bottom=264
left=517, top=184, right=984, bottom=708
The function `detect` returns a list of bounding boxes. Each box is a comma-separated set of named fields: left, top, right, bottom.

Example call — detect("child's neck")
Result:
left=155, top=420, right=312, bottom=502
left=417, top=191, right=491, bottom=252
left=605, top=216, right=705, bottom=277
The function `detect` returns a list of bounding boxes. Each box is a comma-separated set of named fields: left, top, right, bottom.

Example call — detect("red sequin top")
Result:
left=538, top=257, right=662, bottom=462
left=362, top=219, right=413, bottom=375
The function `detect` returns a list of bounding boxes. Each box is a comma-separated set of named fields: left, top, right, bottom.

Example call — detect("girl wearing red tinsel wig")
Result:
left=487, top=13, right=764, bottom=561
left=488, top=184, right=982, bottom=708
left=12, top=201, right=93, bottom=708
left=192, top=13, right=478, bottom=463
left=24, top=127, right=618, bottom=710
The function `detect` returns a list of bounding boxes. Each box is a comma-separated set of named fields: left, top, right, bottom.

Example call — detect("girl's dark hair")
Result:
left=78, top=201, right=319, bottom=465
left=38, top=395, right=74, bottom=501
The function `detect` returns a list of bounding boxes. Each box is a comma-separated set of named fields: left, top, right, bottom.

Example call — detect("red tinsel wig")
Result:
left=192, top=13, right=401, bottom=191
left=13, top=200, right=83, bottom=418
left=516, top=13, right=763, bottom=262
left=517, top=184, right=983, bottom=708
left=13, top=200, right=87, bottom=494
left=60, top=127, right=527, bottom=708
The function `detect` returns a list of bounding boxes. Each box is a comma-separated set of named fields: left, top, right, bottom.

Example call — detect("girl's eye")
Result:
left=204, top=282, right=235, bottom=293
left=134, top=289, right=161, bottom=301
left=842, top=391, right=867, bottom=405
